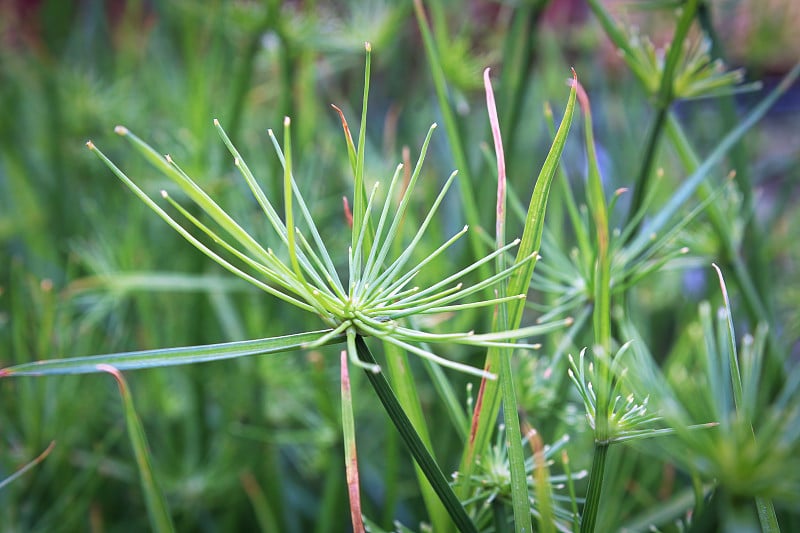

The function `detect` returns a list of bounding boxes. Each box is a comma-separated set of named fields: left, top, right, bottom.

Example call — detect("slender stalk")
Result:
left=412, top=0, right=486, bottom=269
left=755, top=496, right=780, bottom=533
left=499, top=354, right=531, bottom=531
left=580, top=443, right=609, bottom=533
left=99, top=365, right=174, bottom=533
left=340, top=352, right=366, bottom=533
left=498, top=1, right=548, bottom=152
left=354, top=337, right=477, bottom=533
left=493, top=501, right=510, bottom=533
left=383, top=341, right=450, bottom=532
left=625, top=0, right=699, bottom=233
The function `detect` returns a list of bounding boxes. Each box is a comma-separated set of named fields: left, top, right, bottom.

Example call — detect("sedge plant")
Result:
left=0, top=44, right=578, bottom=531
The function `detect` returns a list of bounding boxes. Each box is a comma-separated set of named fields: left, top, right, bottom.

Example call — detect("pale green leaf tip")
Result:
left=284, top=116, right=291, bottom=126
left=160, top=190, right=168, bottom=199
left=213, top=118, right=220, bottom=127
left=364, top=41, right=371, bottom=52
left=114, top=125, right=128, bottom=135
left=86, top=140, right=96, bottom=150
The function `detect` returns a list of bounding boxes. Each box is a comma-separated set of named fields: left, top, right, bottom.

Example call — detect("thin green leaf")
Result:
left=355, top=337, right=478, bottom=533
left=98, top=365, right=174, bottom=533
left=0, top=329, right=342, bottom=376
left=460, top=70, right=577, bottom=498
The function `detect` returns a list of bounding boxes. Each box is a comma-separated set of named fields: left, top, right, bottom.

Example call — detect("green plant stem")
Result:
left=412, top=0, right=486, bottom=269
left=626, top=0, right=699, bottom=232
left=498, top=1, right=548, bottom=157
left=499, top=351, right=532, bottom=532
left=354, top=336, right=477, bottom=533
left=580, top=443, right=609, bottom=533
left=493, top=500, right=510, bottom=533
left=100, top=365, right=175, bottom=533
left=664, top=114, right=784, bottom=382
left=383, top=341, right=450, bottom=533
left=755, top=496, right=780, bottom=533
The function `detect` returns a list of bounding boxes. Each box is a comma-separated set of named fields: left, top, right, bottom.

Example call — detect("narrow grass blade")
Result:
left=489, top=67, right=526, bottom=531
left=98, top=365, right=174, bottom=533
left=574, top=80, right=611, bottom=352
left=282, top=117, right=304, bottom=280
left=525, top=424, right=555, bottom=533
left=0, top=441, right=56, bottom=491
left=0, top=329, right=342, bottom=376
left=383, top=340, right=450, bottom=532
left=352, top=42, right=373, bottom=252
left=240, top=471, right=281, bottom=532
left=508, top=69, right=577, bottom=324
left=712, top=264, right=744, bottom=410
left=331, top=104, right=357, bottom=174
left=341, top=352, right=366, bottom=533
left=460, top=71, right=577, bottom=498
left=412, top=0, right=485, bottom=268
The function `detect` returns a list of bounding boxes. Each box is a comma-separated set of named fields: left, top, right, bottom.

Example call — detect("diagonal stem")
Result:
left=624, top=0, right=699, bottom=235
left=354, top=336, right=477, bottom=533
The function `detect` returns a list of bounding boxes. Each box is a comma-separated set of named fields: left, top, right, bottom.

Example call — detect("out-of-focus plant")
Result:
left=619, top=265, right=800, bottom=531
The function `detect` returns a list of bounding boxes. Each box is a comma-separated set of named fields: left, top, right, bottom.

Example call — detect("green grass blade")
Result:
left=352, top=42, right=373, bottom=252
left=283, top=117, right=304, bottom=280
left=98, top=365, right=174, bottom=533
left=240, top=472, right=282, bottom=532
left=0, top=329, right=342, bottom=376
left=575, top=81, right=612, bottom=353
left=508, top=70, right=577, bottom=325
left=412, top=0, right=485, bottom=268
left=383, top=340, right=450, bottom=532
left=459, top=71, right=577, bottom=498
left=488, top=67, right=526, bottom=531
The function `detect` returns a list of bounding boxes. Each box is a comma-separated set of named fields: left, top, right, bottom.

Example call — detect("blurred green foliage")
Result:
left=2, top=1, right=799, bottom=531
